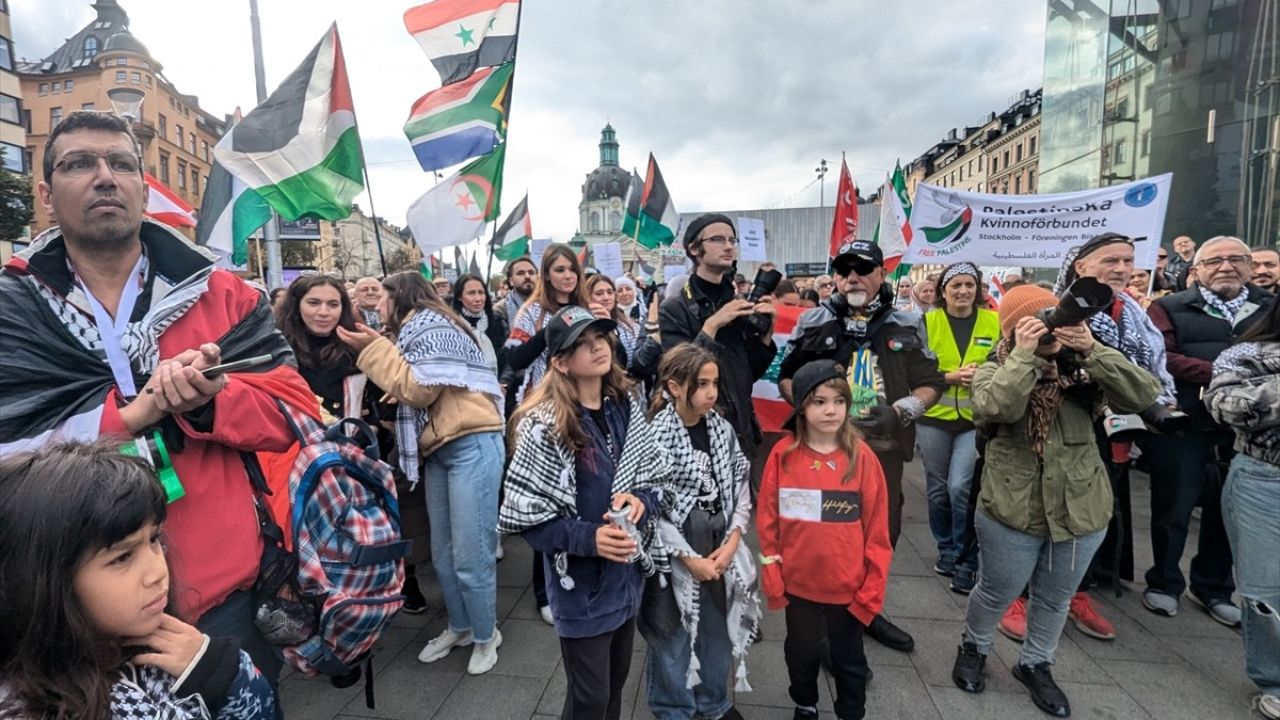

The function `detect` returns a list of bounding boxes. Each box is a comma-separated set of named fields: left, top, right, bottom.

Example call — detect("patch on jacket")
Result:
left=779, top=488, right=862, bottom=522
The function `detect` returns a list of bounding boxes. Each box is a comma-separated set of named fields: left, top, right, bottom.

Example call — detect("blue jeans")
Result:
left=1221, top=454, right=1280, bottom=696
left=423, top=431, right=502, bottom=643
left=646, top=587, right=734, bottom=720
left=963, top=509, right=1106, bottom=666
left=916, top=424, right=978, bottom=569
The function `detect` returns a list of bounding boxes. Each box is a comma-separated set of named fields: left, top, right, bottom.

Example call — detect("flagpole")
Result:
left=248, top=0, right=284, bottom=290
left=347, top=108, right=388, bottom=276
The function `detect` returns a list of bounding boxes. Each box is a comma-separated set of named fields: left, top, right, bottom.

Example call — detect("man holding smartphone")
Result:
left=0, top=111, right=315, bottom=706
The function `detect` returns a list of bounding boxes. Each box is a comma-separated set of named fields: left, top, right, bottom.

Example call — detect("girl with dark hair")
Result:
left=644, top=344, right=759, bottom=720
left=451, top=273, right=509, bottom=373
left=0, top=442, right=275, bottom=719
left=585, top=273, right=640, bottom=364
left=500, top=306, right=671, bottom=720
left=506, top=244, right=587, bottom=404
left=339, top=271, right=506, bottom=675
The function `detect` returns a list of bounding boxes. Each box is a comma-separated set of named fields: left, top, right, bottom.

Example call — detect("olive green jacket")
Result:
left=972, top=343, right=1160, bottom=542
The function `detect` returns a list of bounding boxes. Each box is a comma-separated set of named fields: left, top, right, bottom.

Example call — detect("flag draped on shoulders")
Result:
left=406, top=143, right=505, bottom=254
left=621, top=154, right=679, bottom=250
left=491, top=193, right=531, bottom=261
left=213, top=24, right=363, bottom=222
left=404, top=0, right=520, bottom=85
left=404, top=62, right=512, bottom=172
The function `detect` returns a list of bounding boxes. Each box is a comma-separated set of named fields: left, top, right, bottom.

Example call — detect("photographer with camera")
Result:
left=951, top=284, right=1160, bottom=718
left=659, top=213, right=777, bottom=458
left=776, top=239, right=946, bottom=654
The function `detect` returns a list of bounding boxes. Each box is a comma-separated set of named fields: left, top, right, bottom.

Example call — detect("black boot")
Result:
left=401, top=566, right=428, bottom=615
left=1012, top=662, right=1071, bottom=717
left=865, top=614, right=914, bottom=653
left=951, top=642, right=986, bottom=693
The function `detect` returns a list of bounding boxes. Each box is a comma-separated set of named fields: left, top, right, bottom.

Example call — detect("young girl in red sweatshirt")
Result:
left=757, top=359, right=893, bottom=720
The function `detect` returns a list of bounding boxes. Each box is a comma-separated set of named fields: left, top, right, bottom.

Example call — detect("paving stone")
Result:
left=884, top=575, right=968, bottom=621
left=336, top=650, right=463, bottom=719
left=489, top=618, right=563, bottom=679
left=432, top=673, right=549, bottom=720
left=730, top=638, right=833, bottom=711
left=990, top=630, right=1115, bottom=686
left=925, top=687, right=1042, bottom=720
left=1098, top=658, right=1249, bottom=720
left=864, top=663, right=943, bottom=719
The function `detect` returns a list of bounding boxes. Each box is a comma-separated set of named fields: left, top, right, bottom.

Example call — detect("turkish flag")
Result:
left=828, top=158, right=858, bottom=260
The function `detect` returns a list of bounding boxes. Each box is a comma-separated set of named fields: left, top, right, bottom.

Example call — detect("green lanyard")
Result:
left=121, top=431, right=185, bottom=503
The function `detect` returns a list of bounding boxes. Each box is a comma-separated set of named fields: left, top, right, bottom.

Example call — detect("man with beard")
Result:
left=502, top=256, right=537, bottom=326
left=659, top=213, right=777, bottom=459
left=1252, top=246, right=1279, bottom=292
left=0, top=111, right=315, bottom=701
left=353, top=275, right=383, bottom=330
left=777, top=239, right=946, bottom=653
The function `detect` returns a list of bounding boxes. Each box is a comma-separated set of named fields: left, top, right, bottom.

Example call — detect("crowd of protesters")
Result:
left=0, top=111, right=1277, bottom=720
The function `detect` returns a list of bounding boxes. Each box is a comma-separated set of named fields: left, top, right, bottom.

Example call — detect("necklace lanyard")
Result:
left=77, top=254, right=146, bottom=398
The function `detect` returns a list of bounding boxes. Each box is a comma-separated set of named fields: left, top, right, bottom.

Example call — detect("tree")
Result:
left=0, top=149, right=34, bottom=242
left=383, top=246, right=418, bottom=274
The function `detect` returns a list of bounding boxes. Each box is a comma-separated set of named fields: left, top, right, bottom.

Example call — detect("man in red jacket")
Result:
left=0, top=111, right=316, bottom=698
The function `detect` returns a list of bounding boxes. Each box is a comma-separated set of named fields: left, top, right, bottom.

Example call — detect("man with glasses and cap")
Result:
left=777, top=239, right=946, bottom=654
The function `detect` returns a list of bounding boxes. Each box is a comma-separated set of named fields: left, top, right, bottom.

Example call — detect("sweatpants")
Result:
left=784, top=594, right=869, bottom=720
left=559, top=617, right=637, bottom=720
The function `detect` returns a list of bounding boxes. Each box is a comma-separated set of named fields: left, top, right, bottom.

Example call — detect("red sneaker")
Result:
left=998, top=597, right=1028, bottom=642
left=1069, top=592, right=1117, bottom=640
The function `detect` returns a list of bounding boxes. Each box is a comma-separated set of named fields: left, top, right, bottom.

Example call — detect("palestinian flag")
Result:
left=621, top=154, right=679, bottom=249
left=491, top=193, right=531, bottom=261
left=213, top=24, right=364, bottom=222
left=404, top=62, right=513, bottom=172
left=196, top=161, right=272, bottom=266
left=633, top=253, right=655, bottom=283
left=406, top=143, right=505, bottom=254
left=404, top=0, right=520, bottom=86
left=142, top=173, right=196, bottom=228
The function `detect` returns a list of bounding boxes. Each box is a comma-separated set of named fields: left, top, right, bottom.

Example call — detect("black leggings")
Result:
left=559, top=618, right=636, bottom=720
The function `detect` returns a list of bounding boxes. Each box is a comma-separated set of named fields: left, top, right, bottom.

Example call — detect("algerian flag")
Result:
left=213, top=24, right=364, bottom=222
left=195, top=160, right=272, bottom=266
left=877, top=161, right=913, bottom=275
left=406, top=143, right=505, bottom=255
left=491, top=193, right=531, bottom=261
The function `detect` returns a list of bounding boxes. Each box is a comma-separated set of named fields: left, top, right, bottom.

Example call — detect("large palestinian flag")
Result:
left=213, top=24, right=363, bottom=222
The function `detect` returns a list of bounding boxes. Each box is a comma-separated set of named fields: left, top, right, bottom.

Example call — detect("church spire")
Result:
left=598, top=123, right=619, bottom=167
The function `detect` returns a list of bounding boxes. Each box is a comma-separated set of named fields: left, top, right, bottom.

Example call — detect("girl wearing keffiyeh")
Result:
left=643, top=344, right=760, bottom=720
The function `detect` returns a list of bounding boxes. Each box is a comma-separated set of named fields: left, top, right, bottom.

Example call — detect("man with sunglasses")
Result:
left=0, top=111, right=313, bottom=707
left=1141, top=236, right=1274, bottom=624
left=776, top=239, right=946, bottom=654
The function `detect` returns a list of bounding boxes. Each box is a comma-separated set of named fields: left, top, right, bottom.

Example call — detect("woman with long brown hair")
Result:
left=585, top=273, right=640, bottom=365
left=505, top=244, right=588, bottom=404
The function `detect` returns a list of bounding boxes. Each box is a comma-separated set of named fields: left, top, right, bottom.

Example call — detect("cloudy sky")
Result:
left=14, top=0, right=1045, bottom=253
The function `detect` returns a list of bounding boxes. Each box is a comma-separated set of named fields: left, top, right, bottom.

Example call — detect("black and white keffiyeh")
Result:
left=499, top=392, right=672, bottom=583
left=1199, top=285, right=1250, bottom=324
left=394, top=308, right=502, bottom=485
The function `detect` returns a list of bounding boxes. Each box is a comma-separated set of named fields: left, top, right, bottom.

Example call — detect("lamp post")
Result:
left=815, top=158, right=829, bottom=208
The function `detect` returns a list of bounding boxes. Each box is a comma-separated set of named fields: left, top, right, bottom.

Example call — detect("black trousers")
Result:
left=785, top=595, right=869, bottom=720
left=876, top=449, right=906, bottom=549
left=559, top=618, right=636, bottom=720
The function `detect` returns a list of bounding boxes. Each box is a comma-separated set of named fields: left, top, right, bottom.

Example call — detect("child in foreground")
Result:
left=0, top=442, right=275, bottom=720
left=757, top=360, right=893, bottom=720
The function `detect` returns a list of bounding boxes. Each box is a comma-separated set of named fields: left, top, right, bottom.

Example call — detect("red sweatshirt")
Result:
left=756, top=436, right=892, bottom=626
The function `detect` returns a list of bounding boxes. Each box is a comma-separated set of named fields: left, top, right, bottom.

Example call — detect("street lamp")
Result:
left=815, top=159, right=829, bottom=208
left=107, top=87, right=145, bottom=121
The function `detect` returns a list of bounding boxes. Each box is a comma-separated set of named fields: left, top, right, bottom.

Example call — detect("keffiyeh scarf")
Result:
left=461, top=307, right=498, bottom=367
left=394, top=308, right=503, bottom=485
left=1199, top=286, right=1250, bottom=324
left=650, top=403, right=760, bottom=691
left=994, top=337, right=1093, bottom=456
left=506, top=301, right=552, bottom=403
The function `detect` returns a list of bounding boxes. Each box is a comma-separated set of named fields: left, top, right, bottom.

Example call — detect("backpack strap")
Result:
left=276, top=398, right=326, bottom=446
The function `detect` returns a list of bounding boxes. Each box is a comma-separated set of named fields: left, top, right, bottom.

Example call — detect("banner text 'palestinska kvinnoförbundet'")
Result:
left=903, top=174, right=1172, bottom=269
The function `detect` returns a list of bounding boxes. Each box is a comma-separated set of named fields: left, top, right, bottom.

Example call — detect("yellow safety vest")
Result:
left=924, top=308, right=1001, bottom=422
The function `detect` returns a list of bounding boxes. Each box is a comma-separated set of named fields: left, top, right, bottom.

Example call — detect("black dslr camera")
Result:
left=736, top=267, right=783, bottom=337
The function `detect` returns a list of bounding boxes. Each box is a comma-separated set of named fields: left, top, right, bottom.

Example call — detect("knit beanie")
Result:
left=683, top=213, right=735, bottom=261
left=999, top=284, right=1059, bottom=336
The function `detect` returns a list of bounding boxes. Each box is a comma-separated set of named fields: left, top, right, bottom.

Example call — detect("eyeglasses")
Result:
left=1198, top=255, right=1250, bottom=269
left=700, top=235, right=738, bottom=247
left=53, top=151, right=142, bottom=176
left=817, top=282, right=834, bottom=289
left=835, top=259, right=880, bottom=277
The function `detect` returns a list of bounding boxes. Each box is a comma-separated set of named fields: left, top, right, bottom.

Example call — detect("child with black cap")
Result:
left=756, top=359, right=893, bottom=720
left=499, top=305, right=672, bottom=720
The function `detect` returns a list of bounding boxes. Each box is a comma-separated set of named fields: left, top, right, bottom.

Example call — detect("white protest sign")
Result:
left=904, top=174, right=1171, bottom=269
left=594, top=242, right=625, bottom=279
left=530, top=237, right=553, bottom=265
left=737, top=216, right=767, bottom=262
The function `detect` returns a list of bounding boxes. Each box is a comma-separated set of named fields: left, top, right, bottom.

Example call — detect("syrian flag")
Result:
left=491, top=193, right=531, bottom=261
left=404, top=62, right=512, bottom=172
left=213, top=24, right=364, bottom=222
left=406, top=143, right=505, bottom=254
left=621, top=154, right=679, bottom=249
left=143, top=173, right=196, bottom=228
left=752, top=304, right=806, bottom=433
left=404, top=0, right=519, bottom=86
left=827, top=157, right=858, bottom=259
left=195, top=161, right=272, bottom=266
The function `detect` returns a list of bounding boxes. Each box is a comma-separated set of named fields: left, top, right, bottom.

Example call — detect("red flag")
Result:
left=827, top=157, right=858, bottom=259
left=143, top=173, right=195, bottom=228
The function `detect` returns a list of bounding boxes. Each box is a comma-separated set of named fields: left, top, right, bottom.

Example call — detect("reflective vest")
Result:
left=924, top=308, right=1001, bottom=422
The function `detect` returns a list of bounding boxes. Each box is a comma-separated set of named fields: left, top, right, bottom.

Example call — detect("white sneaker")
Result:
left=1254, top=693, right=1280, bottom=720
left=539, top=604, right=554, bottom=626
left=467, top=629, right=503, bottom=675
left=417, top=628, right=473, bottom=664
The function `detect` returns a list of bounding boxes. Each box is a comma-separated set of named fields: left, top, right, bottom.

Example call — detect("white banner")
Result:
left=904, top=174, right=1171, bottom=269
left=594, top=242, right=624, bottom=279
left=530, top=237, right=554, bottom=265
left=737, top=216, right=767, bottom=262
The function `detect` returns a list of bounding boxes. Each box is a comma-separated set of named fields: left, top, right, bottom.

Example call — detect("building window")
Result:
left=0, top=94, right=19, bottom=125
left=0, top=141, right=24, bottom=173
left=158, top=114, right=167, bottom=139
left=177, top=160, right=187, bottom=190
left=115, top=70, right=126, bottom=83
left=1003, top=150, right=1011, bottom=168
left=65, top=79, right=74, bottom=92
left=1114, top=138, right=1128, bottom=164
left=176, top=126, right=185, bottom=151
left=1027, top=169, right=1036, bottom=192
left=1014, top=175, right=1022, bottom=194
left=201, top=141, right=209, bottom=162
left=158, top=152, right=170, bottom=184
left=117, top=57, right=127, bottom=66
left=191, top=167, right=199, bottom=195
left=81, top=102, right=95, bottom=111
left=49, top=107, right=63, bottom=130
left=1029, top=136, right=1037, bottom=155
left=959, top=167, right=965, bottom=181
left=1140, top=130, right=1151, bottom=157
left=130, top=71, right=141, bottom=85
left=990, top=155, right=998, bottom=173
left=0, top=37, right=12, bottom=72
left=38, top=83, right=49, bottom=96
left=83, top=36, right=99, bottom=60
left=52, top=82, right=61, bottom=94
left=1015, top=144, right=1023, bottom=162
left=144, top=76, right=151, bottom=88
left=189, top=135, right=196, bottom=155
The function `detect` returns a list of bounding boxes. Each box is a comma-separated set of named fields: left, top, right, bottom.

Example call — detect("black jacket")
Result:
left=659, top=272, right=776, bottom=455
left=778, top=285, right=946, bottom=461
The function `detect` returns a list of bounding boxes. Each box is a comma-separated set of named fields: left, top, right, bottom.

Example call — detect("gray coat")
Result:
left=1205, top=341, right=1280, bottom=467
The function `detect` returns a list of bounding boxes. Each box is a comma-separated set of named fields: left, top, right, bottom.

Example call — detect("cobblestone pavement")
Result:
left=280, top=460, right=1256, bottom=720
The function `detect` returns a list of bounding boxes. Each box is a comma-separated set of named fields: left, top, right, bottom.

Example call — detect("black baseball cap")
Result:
left=545, top=306, right=616, bottom=357
left=831, top=240, right=884, bottom=274
left=784, top=359, right=846, bottom=431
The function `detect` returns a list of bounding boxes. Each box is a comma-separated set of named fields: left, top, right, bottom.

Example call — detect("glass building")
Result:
left=1039, top=0, right=1278, bottom=247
